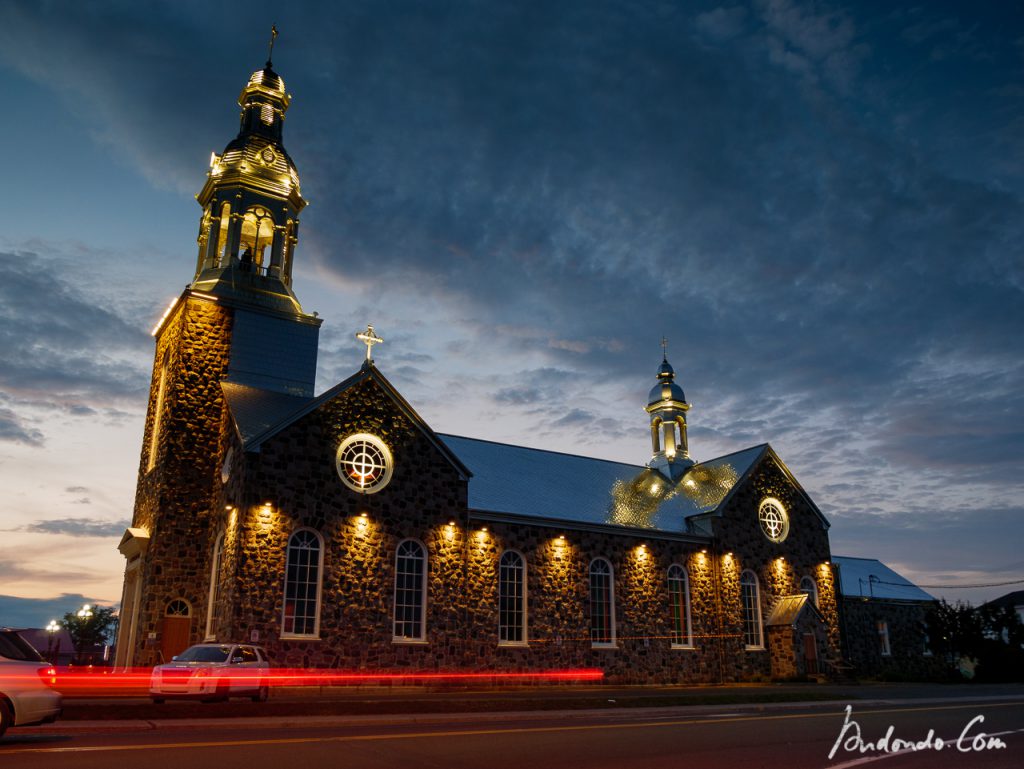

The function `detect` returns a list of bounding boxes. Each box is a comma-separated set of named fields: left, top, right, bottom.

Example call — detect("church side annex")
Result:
left=113, top=56, right=926, bottom=684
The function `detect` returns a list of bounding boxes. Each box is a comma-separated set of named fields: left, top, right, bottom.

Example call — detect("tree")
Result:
left=61, top=606, right=118, bottom=662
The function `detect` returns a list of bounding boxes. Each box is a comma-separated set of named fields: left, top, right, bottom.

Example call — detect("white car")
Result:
left=150, top=643, right=270, bottom=703
left=0, top=629, right=62, bottom=738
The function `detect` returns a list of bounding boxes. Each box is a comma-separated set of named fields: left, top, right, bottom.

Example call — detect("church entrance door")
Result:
left=802, top=632, right=819, bottom=675
left=160, top=599, right=193, bottom=662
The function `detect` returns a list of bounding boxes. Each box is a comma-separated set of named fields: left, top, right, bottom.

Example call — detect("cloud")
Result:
left=0, top=407, right=44, bottom=446
left=0, top=593, right=114, bottom=629
left=17, top=518, right=128, bottom=537
left=0, top=248, right=151, bottom=445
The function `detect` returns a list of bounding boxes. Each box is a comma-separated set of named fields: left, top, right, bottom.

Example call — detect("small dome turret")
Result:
left=644, top=342, right=694, bottom=476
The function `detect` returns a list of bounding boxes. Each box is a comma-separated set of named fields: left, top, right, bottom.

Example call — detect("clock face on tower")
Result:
left=758, top=497, right=789, bottom=543
left=336, top=433, right=393, bottom=494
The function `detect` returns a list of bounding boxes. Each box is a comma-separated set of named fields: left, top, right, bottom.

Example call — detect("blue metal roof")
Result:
left=832, top=556, right=935, bottom=602
left=438, top=435, right=765, bottom=533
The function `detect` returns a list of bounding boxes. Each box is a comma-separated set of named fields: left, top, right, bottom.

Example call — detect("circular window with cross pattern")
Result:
left=336, top=433, right=393, bottom=494
left=758, top=497, right=790, bottom=543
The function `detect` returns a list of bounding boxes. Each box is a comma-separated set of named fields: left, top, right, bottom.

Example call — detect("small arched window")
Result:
left=165, top=599, right=191, bottom=617
left=281, top=528, right=323, bottom=638
left=800, top=576, right=819, bottom=608
left=668, top=564, right=692, bottom=647
left=589, top=558, right=615, bottom=646
left=498, top=550, right=527, bottom=645
left=394, top=539, right=427, bottom=642
left=204, top=533, right=224, bottom=640
left=740, top=570, right=763, bottom=649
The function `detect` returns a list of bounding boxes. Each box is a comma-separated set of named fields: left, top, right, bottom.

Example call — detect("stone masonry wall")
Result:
left=710, top=451, right=840, bottom=680
left=127, top=294, right=233, bottom=665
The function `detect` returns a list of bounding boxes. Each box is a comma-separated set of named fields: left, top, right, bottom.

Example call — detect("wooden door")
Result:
left=160, top=616, right=191, bottom=662
left=802, top=632, right=819, bottom=674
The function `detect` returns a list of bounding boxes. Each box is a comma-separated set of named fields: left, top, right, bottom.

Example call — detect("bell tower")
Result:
left=115, top=46, right=322, bottom=668
left=645, top=342, right=694, bottom=479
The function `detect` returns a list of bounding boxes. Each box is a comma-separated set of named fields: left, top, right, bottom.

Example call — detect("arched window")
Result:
left=498, top=550, right=527, bottom=645
left=165, top=599, right=191, bottom=617
left=668, top=564, right=692, bottom=647
left=740, top=570, right=764, bottom=649
left=800, top=576, right=819, bottom=608
left=281, top=529, right=323, bottom=638
left=589, top=558, right=615, bottom=646
left=239, top=206, right=275, bottom=269
left=394, top=539, right=427, bottom=641
left=204, top=533, right=224, bottom=640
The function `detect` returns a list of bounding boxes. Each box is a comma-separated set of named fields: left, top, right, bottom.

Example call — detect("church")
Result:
left=113, top=57, right=914, bottom=683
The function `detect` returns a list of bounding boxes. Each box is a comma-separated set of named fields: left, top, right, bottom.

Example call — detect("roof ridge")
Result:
left=439, top=433, right=769, bottom=471
left=438, top=433, right=645, bottom=470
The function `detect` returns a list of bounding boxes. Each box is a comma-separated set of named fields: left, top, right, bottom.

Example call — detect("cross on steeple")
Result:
left=661, top=336, right=668, bottom=361
left=356, top=324, right=384, bottom=364
left=266, top=25, right=278, bottom=67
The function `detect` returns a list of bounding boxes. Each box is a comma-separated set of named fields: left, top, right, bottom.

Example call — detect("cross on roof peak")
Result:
left=356, top=324, right=383, bottom=364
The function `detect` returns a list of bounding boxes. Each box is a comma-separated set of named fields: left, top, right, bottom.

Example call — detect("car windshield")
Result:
left=0, top=631, right=45, bottom=662
left=174, top=645, right=231, bottom=663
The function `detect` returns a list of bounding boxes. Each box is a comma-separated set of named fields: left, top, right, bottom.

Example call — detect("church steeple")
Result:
left=191, top=40, right=307, bottom=315
left=645, top=340, right=694, bottom=477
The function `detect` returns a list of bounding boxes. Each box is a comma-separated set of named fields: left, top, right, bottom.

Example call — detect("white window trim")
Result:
left=392, top=538, right=428, bottom=643
left=497, top=549, right=529, bottom=647
left=589, top=558, right=617, bottom=649
left=204, top=532, right=224, bottom=641
left=280, top=527, right=324, bottom=640
left=740, top=570, right=765, bottom=650
left=668, top=563, right=694, bottom=649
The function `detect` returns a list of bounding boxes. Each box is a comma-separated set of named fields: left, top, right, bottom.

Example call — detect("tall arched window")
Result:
left=281, top=529, right=323, bottom=638
left=589, top=558, right=615, bottom=646
left=668, top=564, right=692, bottom=647
left=204, top=533, right=224, bottom=640
left=800, top=576, right=819, bottom=608
left=740, top=570, right=764, bottom=649
left=394, top=539, right=427, bottom=641
left=147, top=349, right=169, bottom=472
left=498, top=550, right=527, bottom=645
left=216, top=201, right=231, bottom=263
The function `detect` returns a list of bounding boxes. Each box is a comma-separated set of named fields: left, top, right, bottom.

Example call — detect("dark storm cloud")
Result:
left=0, top=251, right=151, bottom=424
left=1, top=2, right=1021, bottom=516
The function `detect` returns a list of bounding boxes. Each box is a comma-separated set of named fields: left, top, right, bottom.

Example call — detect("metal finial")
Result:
left=661, top=336, right=668, bottom=361
left=266, top=25, right=278, bottom=68
left=356, top=324, right=384, bottom=364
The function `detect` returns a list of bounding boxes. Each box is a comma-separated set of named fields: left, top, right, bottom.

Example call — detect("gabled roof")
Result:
left=765, top=593, right=823, bottom=627
left=704, top=444, right=829, bottom=530
left=437, top=436, right=765, bottom=534
left=832, top=556, right=935, bottom=602
left=223, top=364, right=470, bottom=480
left=222, top=382, right=311, bottom=446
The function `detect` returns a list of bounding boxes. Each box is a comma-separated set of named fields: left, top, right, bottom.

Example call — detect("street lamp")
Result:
left=77, top=604, right=93, bottom=619
left=45, top=619, right=60, bottom=663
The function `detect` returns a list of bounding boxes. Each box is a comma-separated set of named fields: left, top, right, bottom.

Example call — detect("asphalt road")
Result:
left=2, top=698, right=1023, bottom=769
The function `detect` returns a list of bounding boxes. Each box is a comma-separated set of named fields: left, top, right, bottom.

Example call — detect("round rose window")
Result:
left=758, top=497, right=789, bottom=543
left=336, top=433, right=393, bottom=494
